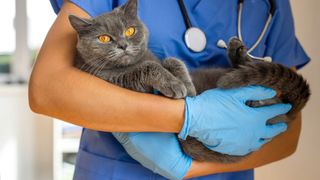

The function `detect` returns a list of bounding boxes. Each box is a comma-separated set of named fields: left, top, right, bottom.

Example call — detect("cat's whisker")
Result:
left=95, top=61, right=109, bottom=76
left=82, top=55, right=106, bottom=70
left=87, top=57, right=106, bottom=75
left=93, top=59, right=108, bottom=76
left=92, top=56, right=111, bottom=76
left=108, top=54, right=118, bottom=59
left=107, top=52, right=122, bottom=60
left=78, top=62, right=89, bottom=71
left=84, top=52, right=118, bottom=76
left=92, top=58, right=108, bottom=75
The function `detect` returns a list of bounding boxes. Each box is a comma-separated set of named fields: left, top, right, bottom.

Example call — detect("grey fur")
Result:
left=69, top=0, right=195, bottom=98
left=180, top=37, right=310, bottom=163
left=70, top=0, right=310, bottom=164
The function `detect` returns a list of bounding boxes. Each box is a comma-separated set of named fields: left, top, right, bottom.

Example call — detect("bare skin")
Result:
left=28, top=1, right=302, bottom=178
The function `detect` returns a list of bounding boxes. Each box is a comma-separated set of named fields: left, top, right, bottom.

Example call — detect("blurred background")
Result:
left=0, top=0, right=319, bottom=180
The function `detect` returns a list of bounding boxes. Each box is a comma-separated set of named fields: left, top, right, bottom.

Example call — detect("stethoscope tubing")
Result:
left=178, top=0, right=276, bottom=61
left=237, top=2, right=273, bottom=54
left=178, top=0, right=192, bottom=29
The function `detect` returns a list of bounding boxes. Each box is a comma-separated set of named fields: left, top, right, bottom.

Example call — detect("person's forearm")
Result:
left=184, top=113, right=301, bottom=178
left=28, top=2, right=185, bottom=133
left=29, top=67, right=184, bottom=132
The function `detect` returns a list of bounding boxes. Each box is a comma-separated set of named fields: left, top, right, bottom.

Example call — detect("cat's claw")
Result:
left=228, top=37, right=248, bottom=59
left=162, top=58, right=196, bottom=97
left=161, top=80, right=187, bottom=99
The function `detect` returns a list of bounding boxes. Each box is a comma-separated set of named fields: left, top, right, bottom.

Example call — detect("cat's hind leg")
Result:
left=162, top=58, right=196, bottom=96
left=246, top=98, right=289, bottom=124
left=216, top=60, right=310, bottom=121
left=227, top=37, right=253, bottom=67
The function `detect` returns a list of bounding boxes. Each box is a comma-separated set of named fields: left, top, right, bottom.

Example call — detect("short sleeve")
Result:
left=264, top=0, right=310, bottom=69
left=49, top=0, right=117, bottom=17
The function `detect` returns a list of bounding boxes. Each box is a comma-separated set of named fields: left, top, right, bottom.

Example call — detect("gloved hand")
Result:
left=113, top=132, right=191, bottom=180
left=179, top=86, right=291, bottom=156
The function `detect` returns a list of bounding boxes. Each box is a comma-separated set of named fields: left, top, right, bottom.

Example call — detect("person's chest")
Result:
left=116, top=0, right=272, bottom=69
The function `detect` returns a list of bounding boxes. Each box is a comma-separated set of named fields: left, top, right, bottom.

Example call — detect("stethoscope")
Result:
left=178, top=0, right=275, bottom=62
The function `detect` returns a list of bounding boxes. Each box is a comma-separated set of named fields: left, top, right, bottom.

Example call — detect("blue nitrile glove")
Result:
left=179, top=86, right=291, bottom=156
left=113, top=132, right=191, bottom=180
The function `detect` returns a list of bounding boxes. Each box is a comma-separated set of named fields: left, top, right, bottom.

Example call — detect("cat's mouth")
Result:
left=116, top=50, right=130, bottom=56
left=119, top=52, right=129, bottom=57
left=118, top=51, right=136, bottom=60
left=117, top=52, right=133, bottom=64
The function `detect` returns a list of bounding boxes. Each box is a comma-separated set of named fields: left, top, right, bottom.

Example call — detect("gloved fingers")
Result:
left=235, top=86, right=276, bottom=101
left=112, top=132, right=131, bottom=144
left=119, top=132, right=191, bottom=180
left=262, top=122, right=288, bottom=139
left=197, top=135, right=221, bottom=148
left=203, top=140, right=250, bottom=156
left=202, top=140, right=221, bottom=150
left=254, top=103, right=292, bottom=120
left=247, top=123, right=287, bottom=152
left=248, top=139, right=271, bottom=152
left=204, top=143, right=234, bottom=155
left=208, top=144, right=249, bottom=156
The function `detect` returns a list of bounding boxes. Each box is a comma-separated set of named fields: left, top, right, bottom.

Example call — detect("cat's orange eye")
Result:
left=125, top=27, right=135, bottom=37
left=98, top=35, right=111, bottom=43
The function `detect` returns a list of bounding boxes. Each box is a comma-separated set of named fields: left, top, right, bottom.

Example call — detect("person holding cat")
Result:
left=29, top=0, right=309, bottom=179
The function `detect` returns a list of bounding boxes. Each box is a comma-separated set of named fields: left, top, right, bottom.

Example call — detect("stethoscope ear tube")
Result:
left=238, top=0, right=275, bottom=15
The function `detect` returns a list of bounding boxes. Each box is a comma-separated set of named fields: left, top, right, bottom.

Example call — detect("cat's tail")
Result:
left=216, top=61, right=310, bottom=119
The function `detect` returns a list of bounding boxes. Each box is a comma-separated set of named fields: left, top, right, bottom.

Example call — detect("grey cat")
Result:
left=69, top=0, right=195, bottom=99
left=69, top=0, right=310, bottom=163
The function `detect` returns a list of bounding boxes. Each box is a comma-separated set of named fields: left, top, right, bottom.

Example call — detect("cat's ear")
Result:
left=68, top=14, right=93, bottom=33
left=121, top=0, right=138, bottom=17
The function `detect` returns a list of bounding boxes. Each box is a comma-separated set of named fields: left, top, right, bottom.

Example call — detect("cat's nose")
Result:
left=117, top=43, right=128, bottom=50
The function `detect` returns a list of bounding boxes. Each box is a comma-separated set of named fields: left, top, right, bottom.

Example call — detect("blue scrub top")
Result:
left=49, top=0, right=309, bottom=179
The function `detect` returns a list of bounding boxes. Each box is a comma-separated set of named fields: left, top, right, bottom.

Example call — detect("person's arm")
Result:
left=185, top=99, right=301, bottom=178
left=28, top=1, right=185, bottom=133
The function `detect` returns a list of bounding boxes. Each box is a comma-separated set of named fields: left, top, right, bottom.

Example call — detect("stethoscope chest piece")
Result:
left=178, top=0, right=206, bottom=52
left=184, top=27, right=207, bottom=52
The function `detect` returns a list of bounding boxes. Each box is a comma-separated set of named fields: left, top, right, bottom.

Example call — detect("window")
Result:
left=27, top=0, right=56, bottom=59
left=0, top=0, right=55, bottom=82
left=0, top=1, right=15, bottom=74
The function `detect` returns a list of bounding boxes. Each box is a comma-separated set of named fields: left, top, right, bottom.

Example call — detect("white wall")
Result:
left=0, top=85, right=53, bottom=180
left=256, top=0, right=320, bottom=179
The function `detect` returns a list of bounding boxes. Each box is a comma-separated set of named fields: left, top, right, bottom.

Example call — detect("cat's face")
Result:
left=69, top=0, right=148, bottom=69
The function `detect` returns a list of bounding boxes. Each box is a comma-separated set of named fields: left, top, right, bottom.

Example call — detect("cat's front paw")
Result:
left=161, top=80, right=187, bottom=99
left=162, top=58, right=196, bottom=97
